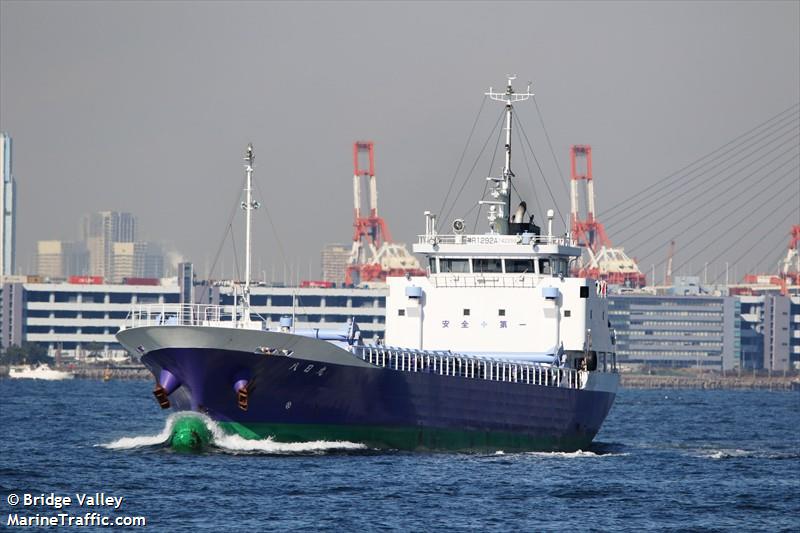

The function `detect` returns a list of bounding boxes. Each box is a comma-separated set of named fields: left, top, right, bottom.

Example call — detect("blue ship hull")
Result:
left=141, top=347, right=617, bottom=451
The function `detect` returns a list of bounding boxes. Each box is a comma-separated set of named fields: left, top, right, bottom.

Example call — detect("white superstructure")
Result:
left=386, top=232, right=613, bottom=360
left=385, top=78, right=615, bottom=368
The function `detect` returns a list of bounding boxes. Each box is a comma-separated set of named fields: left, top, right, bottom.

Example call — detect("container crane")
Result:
left=569, top=145, right=646, bottom=288
left=345, top=141, right=424, bottom=285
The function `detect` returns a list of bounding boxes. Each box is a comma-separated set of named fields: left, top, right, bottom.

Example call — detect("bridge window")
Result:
left=506, top=259, right=535, bottom=273
left=473, top=258, right=502, bottom=273
left=538, top=259, right=551, bottom=275
left=498, top=309, right=506, bottom=316
left=428, top=257, right=437, bottom=273
left=439, top=258, right=470, bottom=273
left=463, top=309, right=470, bottom=316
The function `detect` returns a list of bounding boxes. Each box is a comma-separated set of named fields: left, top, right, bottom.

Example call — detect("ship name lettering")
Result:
left=317, top=367, right=327, bottom=376
left=303, top=364, right=314, bottom=373
left=289, top=363, right=299, bottom=372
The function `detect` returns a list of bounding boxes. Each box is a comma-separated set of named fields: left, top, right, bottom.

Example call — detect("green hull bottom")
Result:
left=219, top=422, right=594, bottom=452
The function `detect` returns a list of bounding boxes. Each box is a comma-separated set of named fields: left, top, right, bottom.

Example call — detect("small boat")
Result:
left=103, top=367, right=113, bottom=382
left=8, top=363, right=74, bottom=381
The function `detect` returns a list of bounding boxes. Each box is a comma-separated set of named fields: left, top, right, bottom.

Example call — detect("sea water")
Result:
left=1, top=379, right=797, bottom=531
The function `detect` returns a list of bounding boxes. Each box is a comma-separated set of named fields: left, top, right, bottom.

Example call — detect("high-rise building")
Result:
left=178, top=262, right=194, bottom=304
left=141, top=242, right=165, bottom=279
left=110, top=241, right=165, bottom=282
left=321, top=243, right=350, bottom=286
left=81, top=211, right=137, bottom=279
left=0, top=132, right=16, bottom=277
left=110, top=242, right=139, bottom=283
left=36, top=240, right=89, bottom=279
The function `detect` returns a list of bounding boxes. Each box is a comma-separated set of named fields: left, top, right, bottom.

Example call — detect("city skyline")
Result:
left=34, top=210, right=176, bottom=281
left=1, top=1, right=798, bottom=281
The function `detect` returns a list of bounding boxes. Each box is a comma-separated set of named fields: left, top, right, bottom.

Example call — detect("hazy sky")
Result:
left=1, top=1, right=798, bottom=282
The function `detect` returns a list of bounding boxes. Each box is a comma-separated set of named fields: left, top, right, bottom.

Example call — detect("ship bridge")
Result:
left=414, top=232, right=581, bottom=276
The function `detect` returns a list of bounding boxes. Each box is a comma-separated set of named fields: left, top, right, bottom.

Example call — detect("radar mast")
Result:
left=482, top=76, right=533, bottom=234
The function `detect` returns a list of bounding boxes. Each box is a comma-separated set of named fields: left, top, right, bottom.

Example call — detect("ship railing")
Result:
left=350, top=345, right=585, bottom=390
left=430, top=275, right=540, bottom=289
left=418, top=234, right=577, bottom=247
left=123, top=303, right=265, bottom=329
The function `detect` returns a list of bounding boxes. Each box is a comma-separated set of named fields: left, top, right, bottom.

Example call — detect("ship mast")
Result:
left=484, top=76, right=533, bottom=234
left=241, top=144, right=259, bottom=324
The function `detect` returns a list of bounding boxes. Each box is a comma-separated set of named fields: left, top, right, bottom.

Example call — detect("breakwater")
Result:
left=621, top=373, right=800, bottom=391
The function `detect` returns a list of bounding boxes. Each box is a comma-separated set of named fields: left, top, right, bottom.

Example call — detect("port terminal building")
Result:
left=1, top=274, right=797, bottom=371
left=1, top=273, right=386, bottom=362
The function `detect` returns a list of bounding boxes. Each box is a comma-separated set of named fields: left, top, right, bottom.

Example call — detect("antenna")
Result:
left=484, top=77, right=534, bottom=234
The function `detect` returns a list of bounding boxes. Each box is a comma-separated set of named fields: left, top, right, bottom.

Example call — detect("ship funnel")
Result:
left=512, top=201, right=527, bottom=223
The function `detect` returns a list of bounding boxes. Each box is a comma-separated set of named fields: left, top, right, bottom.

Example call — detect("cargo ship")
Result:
left=116, top=78, right=619, bottom=452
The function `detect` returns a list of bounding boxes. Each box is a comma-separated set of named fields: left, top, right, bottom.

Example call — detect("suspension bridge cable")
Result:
left=633, top=161, right=800, bottom=265
left=654, top=177, right=798, bottom=276
left=602, top=102, right=799, bottom=219
left=609, top=132, right=800, bottom=240
left=671, top=190, right=798, bottom=279
left=605, top=114, right=799, bottom=228
left=627, top=154, right=800, bottom=258
left=709, top=202, right=799, bottom=283
left=649, top=170, right=800, bottom=279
